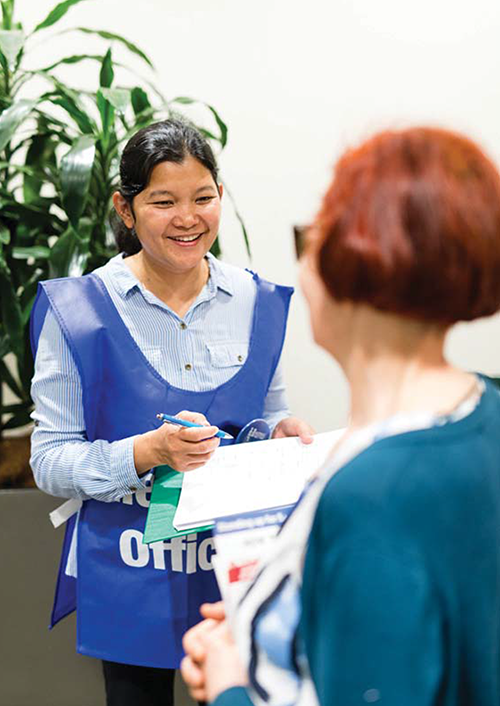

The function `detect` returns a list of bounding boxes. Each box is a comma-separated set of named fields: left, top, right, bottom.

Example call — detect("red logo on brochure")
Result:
left=228, top=560, right=259, bottom=583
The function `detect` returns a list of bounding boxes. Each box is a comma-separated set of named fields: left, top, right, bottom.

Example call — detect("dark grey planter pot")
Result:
left=0, top=489, right=194, bottom=706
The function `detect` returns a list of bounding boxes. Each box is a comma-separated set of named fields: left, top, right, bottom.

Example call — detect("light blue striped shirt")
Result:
left=30, top=253, right=291, bottom=502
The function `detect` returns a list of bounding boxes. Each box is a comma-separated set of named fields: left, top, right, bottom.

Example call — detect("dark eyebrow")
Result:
left=148, top=189, right=174, bottom=198
left=195, top=185, right=217, bottom=194
left=147, top=185, right=217, bottom=199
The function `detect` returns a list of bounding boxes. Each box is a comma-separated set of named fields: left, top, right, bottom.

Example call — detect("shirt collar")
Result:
left=205, top=252, right=233, bottom=296
left=107, top=252, right=234, bottom=299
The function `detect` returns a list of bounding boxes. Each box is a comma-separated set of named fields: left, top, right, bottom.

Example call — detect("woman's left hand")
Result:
left=202, top=620, right=248, bottom=703
left=181, top=618, right=247, bottom=703
left=272, top=415, right=315, bottom=444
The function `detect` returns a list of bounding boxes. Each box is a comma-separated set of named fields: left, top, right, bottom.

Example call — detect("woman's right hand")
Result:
left=133, top=410, right=221, bottom=474
left=181, top=602, right=227, bottom=702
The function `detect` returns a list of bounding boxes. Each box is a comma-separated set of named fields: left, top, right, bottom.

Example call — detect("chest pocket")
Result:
left=206, top=341, right=247, bottom=368
left=142, top=346, right=163, bottom=374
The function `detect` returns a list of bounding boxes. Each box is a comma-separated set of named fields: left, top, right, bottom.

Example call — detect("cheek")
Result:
left=203, top=201, right=221, bottom=228
left=135, top=207, right=169, bottom=234
left=299, top=262, right=327, bottom=342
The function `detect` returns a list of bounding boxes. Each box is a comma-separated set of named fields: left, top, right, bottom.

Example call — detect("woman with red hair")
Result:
left=181, top=127, right=500, bottom=706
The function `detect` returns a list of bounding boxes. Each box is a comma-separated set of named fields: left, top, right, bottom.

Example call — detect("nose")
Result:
left=172, top=204, right=199, bottom=229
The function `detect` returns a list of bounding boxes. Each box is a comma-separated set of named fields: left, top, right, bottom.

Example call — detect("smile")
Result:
left=168, top=233, right=203, bottom=243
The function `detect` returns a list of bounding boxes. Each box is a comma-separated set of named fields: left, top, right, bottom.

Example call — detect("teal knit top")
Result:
left=214, top=378, right=500, bottom=706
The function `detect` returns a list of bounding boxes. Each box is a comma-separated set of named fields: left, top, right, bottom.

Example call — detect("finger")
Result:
left=176, top=410, right=210, bottom=426
left=200, top=601, right=226, bottom=621
left=183, top=618, right=219, bottom=661
left=201, top=619, right=234, bottom=650
left=190, top=687, right=208, bottom=702
left=181, top=452, right=217, bottom=471
left=298, top=426, right=315, bottom=444
left=180, top=656, right=204, bottom=689
left=185, top=453, right=216, bottom=466
left=178, top=425, right=221, bottom=443
left=272, top=426, right=286, bottom=439
left=184, top=438, right=220, bottom=455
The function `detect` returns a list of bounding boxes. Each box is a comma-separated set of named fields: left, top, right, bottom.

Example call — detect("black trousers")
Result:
left=102, top=661, right=175, bottom=706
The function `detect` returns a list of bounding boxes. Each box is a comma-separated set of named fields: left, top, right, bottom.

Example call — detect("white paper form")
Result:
left=173, top=429, right=344, bottom=531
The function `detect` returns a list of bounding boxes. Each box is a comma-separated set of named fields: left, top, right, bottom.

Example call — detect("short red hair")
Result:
left=314, top=127, right=500, bottom=322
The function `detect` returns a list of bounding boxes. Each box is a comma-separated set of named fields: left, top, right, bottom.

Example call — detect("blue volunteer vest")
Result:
left=30, top=270, right=292, bottom=668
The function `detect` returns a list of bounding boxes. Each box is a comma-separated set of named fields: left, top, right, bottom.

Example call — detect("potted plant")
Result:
left=0, top=0, right=249, bottom=488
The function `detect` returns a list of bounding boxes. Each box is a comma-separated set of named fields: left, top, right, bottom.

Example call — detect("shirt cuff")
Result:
left=109, top=435, right=148, bottom=495
left=211, top=686, right=254, bottom=706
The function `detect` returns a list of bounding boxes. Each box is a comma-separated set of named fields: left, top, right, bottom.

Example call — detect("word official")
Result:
left=120, top=529, right=215, bottom=574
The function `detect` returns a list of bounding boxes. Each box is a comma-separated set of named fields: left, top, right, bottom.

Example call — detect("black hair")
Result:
left=111, top=118, right=219, bottom=256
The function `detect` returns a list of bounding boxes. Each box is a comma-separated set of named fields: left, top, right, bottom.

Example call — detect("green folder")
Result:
left=143, top=464, right=213, bottom=544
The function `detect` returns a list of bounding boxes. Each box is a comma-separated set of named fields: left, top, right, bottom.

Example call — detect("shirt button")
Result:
left=180, top=322, right=187, bottom=330
left=129, top=486, right=137, bottom=492
left=237, top=355, right=243, bottom=362
left=185, top=363, right=192, bottom=371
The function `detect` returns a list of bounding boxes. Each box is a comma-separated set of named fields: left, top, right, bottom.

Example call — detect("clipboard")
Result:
left=142, top=464, right=213, bottom=544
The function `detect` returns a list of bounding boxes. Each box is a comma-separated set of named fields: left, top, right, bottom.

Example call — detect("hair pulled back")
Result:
left=112, top=118, right=219, bottom=255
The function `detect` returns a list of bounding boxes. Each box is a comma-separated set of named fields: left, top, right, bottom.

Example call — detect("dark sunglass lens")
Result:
left=293, top=225, right=307, bottom=259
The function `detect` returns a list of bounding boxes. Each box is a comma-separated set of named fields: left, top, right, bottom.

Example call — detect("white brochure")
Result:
left=173, top=429, right=344, bottom=532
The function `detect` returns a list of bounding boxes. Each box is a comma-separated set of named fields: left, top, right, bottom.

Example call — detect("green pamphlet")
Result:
left=143, top=464, right=213, bottom=544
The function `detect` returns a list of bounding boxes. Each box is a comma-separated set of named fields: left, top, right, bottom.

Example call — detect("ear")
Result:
left=217, top=183, right=224, bottom=200
left=112, top=192, right=134, bottom=228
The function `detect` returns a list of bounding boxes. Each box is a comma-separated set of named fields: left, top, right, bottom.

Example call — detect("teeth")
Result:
left=171, top=234, right=200, bottom=242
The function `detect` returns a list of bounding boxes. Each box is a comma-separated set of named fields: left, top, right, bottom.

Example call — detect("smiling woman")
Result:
left=114, top=155, right=223, bottom=316
left=28, top=118, right=314, bottom=706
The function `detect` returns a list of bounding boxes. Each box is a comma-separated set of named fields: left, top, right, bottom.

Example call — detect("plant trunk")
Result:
left=0, top=434, right=35, bottom=488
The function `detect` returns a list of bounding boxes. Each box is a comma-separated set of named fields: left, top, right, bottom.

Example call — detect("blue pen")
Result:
left=156, top=413, right=234, bottom=440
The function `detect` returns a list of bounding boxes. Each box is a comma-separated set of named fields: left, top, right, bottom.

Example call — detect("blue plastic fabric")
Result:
left=30, top=271, right=292, bottom=667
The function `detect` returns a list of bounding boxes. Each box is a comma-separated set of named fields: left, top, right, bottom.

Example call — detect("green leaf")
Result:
left=21, top=293, right=36, bottom=326
left=49, top=226, right=77, bottom=278
left=171, top=96, right=195, bottom=105
left=0, top=359, right=24, bottom=400
left=100, top=47, right=114, bottom=88
left=23, top=130, right=58, bottom=204
left=38, top=53, right=104, bottom=72
left=1, top=1, right=14, bottom=30
left=210, top=237, right=221, bottom=258
left=206, top=104, right=228, bottom=148
left=1, top=402, right=28, bottom=414
left=0, top=29, right=23, bottom=68
left=62, top=27, right=154, bottom=69
left=45, top=92, right=94, bottom=134
left=198, top=127, right=219, bottom=142
left=33, top=0, right=88, bottom=33
left=100, top=87, right=130, bottom=115
left=49, top=220, right=91, bottom=278
left=221, top=181, right=251, bottom=258
left=12, top=245, right=50, bottom=259
left=0, top=268, right=24, bottom=360
left=39, top=74, right=96, bottom=124
left=0, top=222, right=9, bottom=244
left=0, top=199, right=64, bottom=231
left=96, top=88, right=114, bottom=139
left=2, top=408, right=33, bottom=430
left=171, top=97, right=228, bottom=147
left=131, top=86, right=150, bottom=116
left=60, top=135, right=96, bottom=230
left=0, top=333, right=10, bottom=358
left=0, top=99, right=37, bottom=152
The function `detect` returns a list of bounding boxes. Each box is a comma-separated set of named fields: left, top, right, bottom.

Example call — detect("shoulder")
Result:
left=314, top=405, right=500, bottom=545
left=209, top=255, right=257, bottom=298
left=207, top=254, right=292, bottom=299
